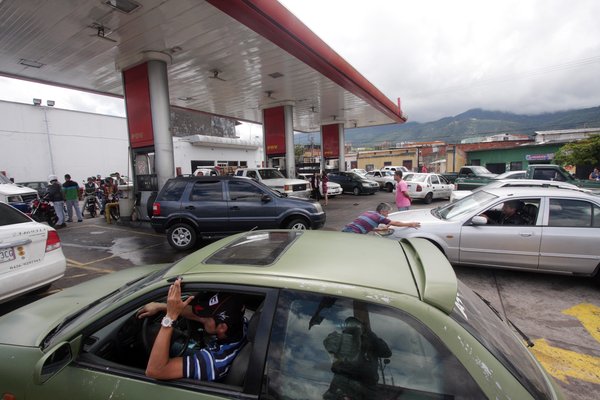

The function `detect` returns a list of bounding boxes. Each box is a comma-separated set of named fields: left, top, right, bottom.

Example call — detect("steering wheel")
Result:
left=141, top=313, right=191, bottom=357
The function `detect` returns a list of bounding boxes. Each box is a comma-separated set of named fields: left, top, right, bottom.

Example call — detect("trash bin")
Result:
left=118, top=184, right=135, bottom=219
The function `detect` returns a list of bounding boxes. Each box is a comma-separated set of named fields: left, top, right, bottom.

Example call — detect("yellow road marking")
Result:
left=530, top=338, right=600, bottom=384
left=562, top=303, right=600, bottom=344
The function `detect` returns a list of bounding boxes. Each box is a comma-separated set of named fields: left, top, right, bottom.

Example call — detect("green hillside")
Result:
left=295, top=106, right=600, bottom=147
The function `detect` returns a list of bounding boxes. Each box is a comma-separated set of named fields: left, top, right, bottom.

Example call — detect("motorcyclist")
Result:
left=83, top=177, right=100, bottom=217
left=47, top=174, right=66, bottom=228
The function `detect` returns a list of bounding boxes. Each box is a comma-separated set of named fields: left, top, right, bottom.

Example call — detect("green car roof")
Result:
left=168, top=230, right=458, bottom=314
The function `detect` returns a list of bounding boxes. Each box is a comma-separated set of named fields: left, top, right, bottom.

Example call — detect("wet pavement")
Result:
left=1, top=191, right=599, bottom=399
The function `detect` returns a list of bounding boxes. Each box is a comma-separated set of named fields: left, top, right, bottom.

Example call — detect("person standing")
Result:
left=394, top=170, right=412, bottom=211
left=321, top=171, right=329, bottom=206
left=589, top=167, right=600, bottom=181
left=63, top=174, right=83, bottom=222
left=310, top=172, right=321, bottom=200
left=47, top=175, right=66, bottom=228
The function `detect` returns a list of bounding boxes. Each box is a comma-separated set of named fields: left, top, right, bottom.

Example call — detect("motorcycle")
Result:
left=30, top=196, right=58, bottom=227
left=83, top=193, right=99, bottom=218
left=105, top=192, right=120, bottom=223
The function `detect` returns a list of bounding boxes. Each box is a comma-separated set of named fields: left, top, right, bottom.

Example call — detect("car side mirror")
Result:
left=34, top=336, right=81, bottom=384
left=470, top=216, right=488, bottom=225
left=261, top=194, right=273, bottom=202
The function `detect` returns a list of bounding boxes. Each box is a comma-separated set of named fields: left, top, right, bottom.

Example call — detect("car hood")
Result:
left=262, top=178, right=309, bottom=187
left=388, top=208, right=442, bottom=224
left=0, top=183, right=38, bottom=196
left=0, top=264, right=166, bottom=347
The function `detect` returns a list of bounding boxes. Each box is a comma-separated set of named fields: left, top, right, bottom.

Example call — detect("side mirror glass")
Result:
left=33, top=338, right=78, bottom=384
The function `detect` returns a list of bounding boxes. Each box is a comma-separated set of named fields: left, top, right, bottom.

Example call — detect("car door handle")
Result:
left=519, top=231, right=534, bottom=237
left=184, top=205, right=195, bottom=210
left=230, top=206, right=240, bottom=211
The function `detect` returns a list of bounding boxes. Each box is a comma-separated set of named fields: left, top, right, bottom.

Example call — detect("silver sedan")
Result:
left=387, top=186, right=600, bottom=278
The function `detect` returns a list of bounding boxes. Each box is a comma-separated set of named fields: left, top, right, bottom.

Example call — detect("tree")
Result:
left=554, top=135, right=600, bottom=167
left=294, top=144, right=306, bottom=162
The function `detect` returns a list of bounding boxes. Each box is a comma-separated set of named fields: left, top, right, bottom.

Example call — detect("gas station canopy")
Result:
left=0, top=0, right=406, bottom=131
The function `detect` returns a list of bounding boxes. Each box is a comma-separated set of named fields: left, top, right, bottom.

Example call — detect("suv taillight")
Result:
left=152, top=202, right=161, bottom=216
left=46, top=230, right=61, bottom=252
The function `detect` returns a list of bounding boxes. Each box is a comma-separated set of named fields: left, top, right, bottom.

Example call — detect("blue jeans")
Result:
left=66, top=199, right=83, bottom=221
left=397, top=206, right=410, bottom=211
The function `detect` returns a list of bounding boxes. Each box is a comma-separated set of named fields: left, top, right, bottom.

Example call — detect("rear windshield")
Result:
left=0, top=202, right=31, bottom=225
left=450, top=281, right=553, bottom=399
left=204, top=231, right=302, bottom=266
left=157, top=180, right=188, bottom=201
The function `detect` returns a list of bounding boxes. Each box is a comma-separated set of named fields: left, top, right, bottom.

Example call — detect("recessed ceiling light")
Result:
left=19, top=59, right=44, bottom=68
left=104, top=0, right=141, bottom=14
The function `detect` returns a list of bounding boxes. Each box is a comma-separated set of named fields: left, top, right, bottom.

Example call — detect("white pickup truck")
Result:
left=234, top=168, right=312, bottom=198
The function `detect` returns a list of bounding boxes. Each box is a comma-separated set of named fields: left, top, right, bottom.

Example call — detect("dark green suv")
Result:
left=151, top=176, right=326, bottom=250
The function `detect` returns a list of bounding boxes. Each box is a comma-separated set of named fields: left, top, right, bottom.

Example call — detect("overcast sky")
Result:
left=1, top=0, right=599, bottom=123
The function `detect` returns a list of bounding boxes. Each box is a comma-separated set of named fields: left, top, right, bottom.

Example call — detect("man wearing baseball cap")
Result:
left=138, top=279, right=247, bottom=381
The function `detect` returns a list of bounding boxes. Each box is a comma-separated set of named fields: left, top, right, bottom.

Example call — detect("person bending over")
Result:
left=342, top=202, right=420, bottom=234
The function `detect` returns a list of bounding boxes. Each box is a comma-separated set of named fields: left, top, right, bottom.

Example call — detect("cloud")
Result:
left=280, top=0, right=600, bottom=122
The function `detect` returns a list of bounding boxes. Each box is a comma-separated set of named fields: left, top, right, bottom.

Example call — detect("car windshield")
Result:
left=259, top=169, right=285, bottom=179
left=405, top=173, right=427, bottom=182
left=0, top=175, right=11, bottom=184
left=451, top=281, right=553, bottom=399
left=436, top=190, right=497, bottom=220
left=470, top=166, right=493, bottom=175
left=42, top=264, right=173, bottom=349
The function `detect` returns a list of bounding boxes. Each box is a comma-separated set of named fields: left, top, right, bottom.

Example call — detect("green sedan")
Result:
left=0, top=230, right=563, bottom=399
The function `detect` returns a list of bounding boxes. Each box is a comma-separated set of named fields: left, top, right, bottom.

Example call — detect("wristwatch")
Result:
left=161, top=316, right=174, bottom=328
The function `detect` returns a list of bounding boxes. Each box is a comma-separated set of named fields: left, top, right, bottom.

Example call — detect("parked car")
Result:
left=297, top=173, right=343, bottom=197
left=0, top=174, right=39, bottom=213
left=365, top=170, right=396, bottom=192
left=16, top=180, right=49, bottom=196
left=403, top=173, right=454, bottom=204
left=235, top=168, right=311, bottom=198
left=0, top=230, right=564, bottom=400
left=151, top=176, right=325, bottom=250
left=387, top=186, right=600, bottom=279
left=327, top=172, right=379, bottom=195
left=450, top=178, right=588, bottom=202
left=0, top=201, right=66, bottom=303
left=193, top=167, right=220, bottom=176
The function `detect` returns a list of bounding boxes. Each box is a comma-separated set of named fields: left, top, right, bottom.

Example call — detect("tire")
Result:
left=352, top=186, right=360, bottom=196
left=89, top=206, right=97, bottom=218
left=47, top=212, right=58, bottom=227
left=285, top=218, right=309, bottom=230
left=167, top=223, right=197, bottom=250
left=109, top=205, right=120, bottom=221
left=424, top=192, right=433, bottom=204
left=385, top=183, right=394, bottom=192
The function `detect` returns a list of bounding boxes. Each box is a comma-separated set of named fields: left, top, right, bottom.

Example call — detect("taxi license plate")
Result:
left=0, top=248, right=16, bottom=263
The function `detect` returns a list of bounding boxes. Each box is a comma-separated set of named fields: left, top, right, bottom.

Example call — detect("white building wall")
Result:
left=1, top=100, right=264, bottom=184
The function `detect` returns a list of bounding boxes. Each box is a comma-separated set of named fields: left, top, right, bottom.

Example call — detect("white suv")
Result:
left=381, top=165, right=409, bottom=173
left=234, top=168, right=312, bottom=198
left=0, top=175, right=38, bottom=213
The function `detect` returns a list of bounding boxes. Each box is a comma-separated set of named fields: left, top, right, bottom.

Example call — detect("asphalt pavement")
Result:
left=1, top=191, right=598, bottom=399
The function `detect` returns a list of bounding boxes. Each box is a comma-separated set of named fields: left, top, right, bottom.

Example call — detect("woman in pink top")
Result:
left=394, top=170, right=411, bottom=211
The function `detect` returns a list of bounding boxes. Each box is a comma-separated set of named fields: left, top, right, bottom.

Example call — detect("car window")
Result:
left=481, top=199, right=540, bottom=226
left=439, top=175, right=450, bottom=184
left=265, top=290, right=484, bottom=399
left=451, top=281, right=553, bottom=399
left=158, top=180, right=187, bottom=201
left=0, top=202, right=31, bottom=225
left=189, top=181, right=223, bottom=201
left=228, top=180, right=265, bottom=201
left=259, top=169, right=285, bottom=179
left=548, top=199, right=598, bottom=227
left=431, top=175, right=439, bottom=185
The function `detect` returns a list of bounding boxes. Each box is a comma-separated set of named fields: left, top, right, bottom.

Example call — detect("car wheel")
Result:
left=353, top=186, right=360, bottom=196
left=424, top=192, right=433, bottom=204
left=385, top=183, right=394, bottom=192
left=167, top=223, right=197, bottom=250
left=285, top=218, right=309, bottom=230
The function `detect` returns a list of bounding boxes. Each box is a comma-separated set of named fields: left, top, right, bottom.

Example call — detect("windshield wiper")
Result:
left=474, top=291, right=534, bottom=347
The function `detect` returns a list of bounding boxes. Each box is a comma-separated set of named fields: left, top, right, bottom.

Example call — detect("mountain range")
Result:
left=295, top=106, right=600, bottom=148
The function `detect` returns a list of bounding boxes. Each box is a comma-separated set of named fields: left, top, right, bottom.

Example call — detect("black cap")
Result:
left=192, top=293, right=244, bottom=326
